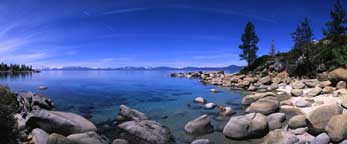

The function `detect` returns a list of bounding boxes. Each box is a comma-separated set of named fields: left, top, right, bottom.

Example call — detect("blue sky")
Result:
left=0, top=0, right=345, bottom=68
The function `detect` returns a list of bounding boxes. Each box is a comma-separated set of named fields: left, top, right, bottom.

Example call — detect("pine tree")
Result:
left=270, top=40, right=276, bottom=58
left=291, top=17, right=314, bottom=53
left=320, top=0, right=347, bottom=68
left=323, top=0, right=347, bottom=45
left=239, top=21, right=259, bottom=66
left=290, top=17, right=315, bottom=76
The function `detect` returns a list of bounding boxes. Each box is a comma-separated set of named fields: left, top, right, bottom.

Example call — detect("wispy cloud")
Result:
left=102, top=6, right=276, bottom=23
left=98, top=33, right=233, bottom=41
left=103, top=8, right=150, bottom=15
left=171, top=5, right=277, bottom=23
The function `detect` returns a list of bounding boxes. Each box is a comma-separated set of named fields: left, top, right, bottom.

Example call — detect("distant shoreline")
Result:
left=0, top=70, right=40, bottom=73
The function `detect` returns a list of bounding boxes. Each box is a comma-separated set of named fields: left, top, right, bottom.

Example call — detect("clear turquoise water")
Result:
left=0, top=71, right=262, bottom=143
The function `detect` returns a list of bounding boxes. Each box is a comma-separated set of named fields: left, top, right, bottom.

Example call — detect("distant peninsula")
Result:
left=0, top=63, right=38, bottom=73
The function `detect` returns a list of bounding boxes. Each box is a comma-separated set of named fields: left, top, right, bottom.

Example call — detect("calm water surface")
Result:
left=0, top=71, right=262, bottom=143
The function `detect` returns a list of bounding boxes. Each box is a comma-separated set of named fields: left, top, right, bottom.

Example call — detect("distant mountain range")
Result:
left=41, top=65, right=243, bottom=71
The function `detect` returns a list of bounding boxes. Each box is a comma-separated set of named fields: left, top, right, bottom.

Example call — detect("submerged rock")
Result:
left=115, top=105, right=174, bottom=144
left=118, top=105, right=148, bottom=121
left=209, top=89, right=218, bottom=93
left=204, top=103, right=216, bottom=109
left=26, top=110, right=97, bottom=136
left=184, top=114, right=214, bottom=136
left=223, top=113, right=268, bottom=139
left=118, top=120, right=174, bottom=144
left=39, top=86, right=48, bottom=90
left=191, top=139, right=211, bottom=144
left=194, top=97, right=206, bottom=104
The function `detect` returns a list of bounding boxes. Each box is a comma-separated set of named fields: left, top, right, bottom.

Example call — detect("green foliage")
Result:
left=240, top=55, right=270, bottom=74
left=291, top=17, right=314, bottom=54
left=239, top=21, right=259, bottom=66
left=0, top=86, right=19, bottom=144
left=323, top=0, right=347, bottom=46
left=319, top=43, right=347, bottom=70
left=287, top=17, right=316, bottom=77
left=239, top=0, right=347, bottom=77
left=319, top=0, right=347, bottom=70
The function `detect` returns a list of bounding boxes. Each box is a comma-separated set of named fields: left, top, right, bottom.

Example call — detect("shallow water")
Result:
left=0, top=70, right=261, bottom=143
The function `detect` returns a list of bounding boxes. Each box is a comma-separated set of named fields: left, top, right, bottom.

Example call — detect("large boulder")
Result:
left=311, top=133, right=330, bottom=144
left=48, top=133, right=76, bottom=144
left=305, top=87, right=322, bottom=97
left=341, top=95, right=347, bottom=108
left=241, top=92, right=275, bottom=105
left=259, top=76, right=272, bottom=85
left=322, top=86, right=335, bottom=94
left=295, top=99, right=312, bottom=108
left=291, top=89, right=303, bottom=96
left=184, top=114, right=214, bottom=135
left=17, top=92, right=54, bottom=113
left=118, top=120, right=174, bottom=144
left=223, top=113, right=268, bottom=139
left=263, top=129, right=299, bottom=144
left=32, top=128, right=49, bottom=144
left=67, top=132, right=109, bottom=144
left=306, top=104, right=342, bottom=135
left=246, top=96, right=279, bottom=115
left=288, top=115, right=307, bottom=129
left=303, top=79, right=319, bottom=88
left=325, top=115, right=347, bottom=142
left=328, top=68, right=347, bottom=82
left=336, top=81, right=347, bottom=89
left=112, top=139, right=129, bottom=144
left=267, top=113, right=286, bottom=130
left=292, top=81, right=305, bottom=89
left=26, top=110, right=97, bottom=136
left=319, top=80, right=332, bottom=88
left=242, top=93, right=263, bottom=105
left=191, top=139, right=211, bottom=144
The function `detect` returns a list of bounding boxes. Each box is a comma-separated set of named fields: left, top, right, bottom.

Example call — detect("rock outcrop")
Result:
left=223, top=113, right=268, bottom=139
left=26, top=110, right=97, bottom=136
left=184, top=114, right=214, bottom=135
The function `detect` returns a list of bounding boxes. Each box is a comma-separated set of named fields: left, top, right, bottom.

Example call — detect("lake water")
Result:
left=0, top=70, right=263, bottom=143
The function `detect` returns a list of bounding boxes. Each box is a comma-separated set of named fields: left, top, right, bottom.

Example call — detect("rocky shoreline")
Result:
left=10, top=67, right=347, bottom=144
left=171, top=68, right=347, bottom=143
left=13, top=91, right=177, bottom=144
